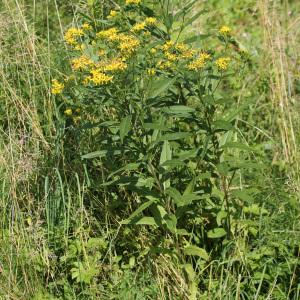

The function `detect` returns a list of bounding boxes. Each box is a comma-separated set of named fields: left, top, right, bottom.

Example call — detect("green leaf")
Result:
left=183, top=245, right=209, bottom=261
left=135, top=217, right=158, bottom=226
left=148, top=76, right=176, bottom=99
left=159, top=141, right=172, bottom=166
left=207, top=228, right=227, bottom=239
left=159, top=132, right=192, bottom=142
left=81, top=149, right=121, bottom=159
left=232, top=190, right=254, bottom=202
left=119, top=116, right=132, bottom=143
left=221, top=142, right=253, bottom=151
left=183, top=9, right=208, bottom=27
left=213, top=120, right=233, bottom=131
left=162, top=105, right=195, bottom=116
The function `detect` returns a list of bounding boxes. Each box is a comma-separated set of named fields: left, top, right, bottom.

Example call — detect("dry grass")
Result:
left=259, top=0, right=300, bottom=188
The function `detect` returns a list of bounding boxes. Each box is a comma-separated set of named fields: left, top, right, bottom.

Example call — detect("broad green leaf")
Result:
left=213, top=120, right=233, bottom=131
left=232, top=190, right=254, bottom=202
left=119, top=116, right=132, bottom=143
left=183, top=245, right=209, bottom=261
left=148, top=76, right=176, bottom=99
left=164, top=214, right=177, bottom=233
left=135, top=217, right=158, bottom=226
left=217, top=211, right=227, bottom=226
left=207, top=228, right=227, bottom=239
left=159, top=141, right=172, bottom=166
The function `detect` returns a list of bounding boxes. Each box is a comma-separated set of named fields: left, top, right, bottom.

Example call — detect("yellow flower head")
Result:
left=88, top=69, right=114, bottom=85
left=145, top=17, right=157, bottom=26
left=157, top=60, right=172, bottom=70
left=71, top=55, right=93, bottom=70
left=97, top=27, right=119, bottom=42
left=99, top=58, right=128, bottom=72
left=108, top=10, right=117, bottom=18
left=74, top=43, right=86, bottom=51
left=162, top=40, right=175, bottom=51
left=165, top=52, right=177, bottom=62
left=150, top=48, right=157, bottom=55
left=82, top=23, right=92, bottom=30
left=126, top=0, right=141, bottom=5
left=147, top=68, right=156, bottom=76
left=131, top=22, right=146, bottom=32
left=219, top=26, right=231, bottom=35
left=64, top=28, right=84, bottom=45
left=51, top=79, right=64, bottom=94
left=215, top=57, right=230, bottom=70
left=187, top=52, right=211, bottom=71
left=118, top=34, right=140, bottom=56
left=64, top=108, right=73, bottom=116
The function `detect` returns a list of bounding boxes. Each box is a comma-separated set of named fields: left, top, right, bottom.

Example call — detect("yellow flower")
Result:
left=162, top=40, right=174, bottom=51
left=51, top=79, right=64, bottom=94
left=82, top=23, right=91, bottom=30
left=145, top=17, right=157, bottom=26
left=157, top=60, right=172, bottom=70
left=215, top=57, right=230, bottom=70
left=165, top=52, right=177, bottom=62
left=74, top=43, right=86, bottom=51
left=73, top=116, right=82, bottom=123
left=108, top=10, right=117, bottom=18
left=64, top=28, right=84, bottom=45
left=88, top=69, right=114, bottom=85
left=219, top=26, right=231, bottom=35
left=98, top=49, right=106, bottom=56
left=64, top=108, right=73, bottom=116
left=147, top=68, right=156, bottom=76
left=126, top=0, right=141, bottom=5
left=71, top=55, right=93, bottom=70
left=118, top=34, right=140, bottom=56
left=131, top=22, right=146, bottom=32
left=150, top=48, right=157, bottom=55
left=97, top=27, right=119, bottom=41
left=100, top=58, right=127, bottom=72
left=187, top=52, right=211, bottom=71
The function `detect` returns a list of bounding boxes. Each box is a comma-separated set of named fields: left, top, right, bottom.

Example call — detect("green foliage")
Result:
left=0, top=0, right=299, bottom=299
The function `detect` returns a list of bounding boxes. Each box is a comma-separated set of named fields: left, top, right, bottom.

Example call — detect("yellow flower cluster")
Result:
left=64, top=28, right=84, bottom=45
left=64, top=108, right=72, bottom=116
left=82, top=23, right=91, bottom=30
left=98, top=58, right=128, bottom=72
left=126, top=0, right=141, bottom=5
left=108, top=10, right=117, bottom=18
left=147, top=68, right=156, bottom=76
left=118, top=34, right=140, bottom=56
left=219, top=26, right=231, bottom=35
left=51, top=79, right=64, bottom=94
left=187, top=52, right=211, bottom=71
left=71, top=55, right=93, bottom=70
left=85, top=69, right=114, bottom=85
left=215, top=57, right=230, bottom=70
left=145, top=17, right=157, bottom=25
left=157, top=60, right=172, bottom=70
left=97, top=27, right=119, bottom=41
left=175, top=43, right=196, bottom=59
left=131, top=22, right=146, bottom=32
